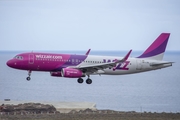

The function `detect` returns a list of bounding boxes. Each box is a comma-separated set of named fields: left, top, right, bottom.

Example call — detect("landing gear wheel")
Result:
left=77, top=78, right=84, bottom=84
left=86, top=78, right=92, bottom=84
left=26, top=70, right=32, bottom=81
left=26, top=77, right=31, bottom=81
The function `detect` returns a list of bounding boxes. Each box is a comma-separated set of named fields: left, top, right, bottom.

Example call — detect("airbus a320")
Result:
left=7, top=33, right=173, bottom=84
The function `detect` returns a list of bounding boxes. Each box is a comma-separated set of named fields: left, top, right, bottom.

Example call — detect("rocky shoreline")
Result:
left=1, top=103, right=180, bottom=120
left=0, top=103, right=56, bottom=113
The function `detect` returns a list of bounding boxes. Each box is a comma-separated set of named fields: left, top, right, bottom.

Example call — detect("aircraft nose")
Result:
left=6, top=60, right=15, bottom=68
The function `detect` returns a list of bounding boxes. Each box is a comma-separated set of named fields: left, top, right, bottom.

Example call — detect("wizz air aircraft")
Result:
left=7, top=33, right=173, bottom=84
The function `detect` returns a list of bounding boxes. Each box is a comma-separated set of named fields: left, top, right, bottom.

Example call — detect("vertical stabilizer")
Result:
left=138, top=33, right=170, bottom=60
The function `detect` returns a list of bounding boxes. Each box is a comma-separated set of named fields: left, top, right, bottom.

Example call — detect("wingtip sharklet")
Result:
left=124, top=49, right=132, bottom=61
left=86, top=49, right=91, bottom=55
left=115, top=49, right=132, bottom=63
left=113, top=49, right=132, bottom=71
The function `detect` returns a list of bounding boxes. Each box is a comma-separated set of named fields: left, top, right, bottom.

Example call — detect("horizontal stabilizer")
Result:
left=150, top=62, right=174, bottom=66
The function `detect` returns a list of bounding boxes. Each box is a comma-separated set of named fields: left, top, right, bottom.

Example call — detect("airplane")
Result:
left=6, top=33, right=173, bottom=84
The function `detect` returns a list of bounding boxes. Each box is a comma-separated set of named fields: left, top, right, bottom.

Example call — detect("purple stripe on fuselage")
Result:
left=54, top=55, right=87, bottom=71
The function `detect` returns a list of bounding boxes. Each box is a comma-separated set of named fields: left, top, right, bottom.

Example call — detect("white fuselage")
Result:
left=77, top=55, right=172, bottom=75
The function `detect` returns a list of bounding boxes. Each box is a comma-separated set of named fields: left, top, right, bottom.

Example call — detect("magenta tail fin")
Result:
left=138, top=33, right=170, bottom=60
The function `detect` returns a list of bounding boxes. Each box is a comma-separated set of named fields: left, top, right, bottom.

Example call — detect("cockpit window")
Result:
left=14, top=56, right=23, bottom=60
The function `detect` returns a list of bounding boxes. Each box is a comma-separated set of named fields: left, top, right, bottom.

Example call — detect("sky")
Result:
left=0, top=0, right=180, bottom=51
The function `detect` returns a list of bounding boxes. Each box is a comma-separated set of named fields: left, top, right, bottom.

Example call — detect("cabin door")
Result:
left=29, top=54, right=34, bottom=64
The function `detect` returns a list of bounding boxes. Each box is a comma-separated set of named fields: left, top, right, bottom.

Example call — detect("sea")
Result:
left=0, top=51, right=180, bottom=113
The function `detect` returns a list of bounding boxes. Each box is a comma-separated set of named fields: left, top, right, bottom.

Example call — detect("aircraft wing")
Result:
left=69, top=50, right=132, bottom=74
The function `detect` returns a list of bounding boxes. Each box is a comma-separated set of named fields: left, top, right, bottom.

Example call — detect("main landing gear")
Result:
left=26, top=70, right=31, bottom=81
left=86, top=78, right=92, bottom=84
left=77, top=75, right=92, bottom=84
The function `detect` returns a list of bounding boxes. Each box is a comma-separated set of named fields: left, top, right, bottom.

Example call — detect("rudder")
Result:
left=138, top=33, right=170, bottom=60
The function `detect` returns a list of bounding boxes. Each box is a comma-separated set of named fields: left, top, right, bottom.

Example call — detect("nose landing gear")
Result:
left=26, top=70, right=31, bottom=81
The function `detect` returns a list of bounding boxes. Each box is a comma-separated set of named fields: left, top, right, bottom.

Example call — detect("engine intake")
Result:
left=61, top=68, right=85, bottom=78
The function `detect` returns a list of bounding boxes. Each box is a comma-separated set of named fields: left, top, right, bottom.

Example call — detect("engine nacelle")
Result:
left=50, top=72, right=62, bottom=77
left=61, top=68, right=85, bottom=78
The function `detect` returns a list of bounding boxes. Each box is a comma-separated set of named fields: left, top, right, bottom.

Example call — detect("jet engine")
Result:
left=50, top=71, right=62, bottom=77
left=61, top=68, right=85, bottom=78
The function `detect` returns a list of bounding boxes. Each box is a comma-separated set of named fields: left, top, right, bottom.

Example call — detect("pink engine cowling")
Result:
left=50, top=71, right=62, bottom=77
left=61, top=68, right=85, bottom=78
